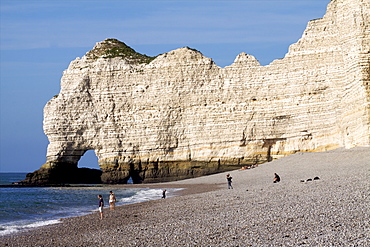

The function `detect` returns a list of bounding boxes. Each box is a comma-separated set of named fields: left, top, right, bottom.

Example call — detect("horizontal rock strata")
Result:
left=23, top=0, right=369, bottom=185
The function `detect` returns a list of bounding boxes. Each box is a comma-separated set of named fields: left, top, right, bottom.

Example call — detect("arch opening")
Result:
left=78, top=150, right=100, bottom=170
left=75, top=149, right=102, bottom=184
left=127, top=177, right=133, bottom=184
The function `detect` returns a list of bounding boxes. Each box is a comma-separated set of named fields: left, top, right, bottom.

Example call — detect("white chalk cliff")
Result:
left=24, top=0, right=369, bottom=184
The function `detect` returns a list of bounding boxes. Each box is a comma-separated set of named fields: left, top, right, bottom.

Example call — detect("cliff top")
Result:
left=85, top=38, right=155, bottom=64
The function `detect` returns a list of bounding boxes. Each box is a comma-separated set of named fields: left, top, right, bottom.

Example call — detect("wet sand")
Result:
left=2, top=147, right=369, bottom=246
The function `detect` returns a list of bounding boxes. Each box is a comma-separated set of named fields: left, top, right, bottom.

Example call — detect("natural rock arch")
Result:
left=21, top=0, right=370, bottom=185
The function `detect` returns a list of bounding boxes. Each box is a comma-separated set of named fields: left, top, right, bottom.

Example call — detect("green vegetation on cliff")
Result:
left=86, top=38, right=156, bottom=64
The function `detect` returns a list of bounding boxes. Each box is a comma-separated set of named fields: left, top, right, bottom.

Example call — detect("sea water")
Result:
left=0, top=173, right=179, bottom=236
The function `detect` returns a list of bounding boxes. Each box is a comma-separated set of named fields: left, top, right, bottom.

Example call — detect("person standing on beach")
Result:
left=162, top=189, right=167, bottom=199
left=109, top=191, right=116, bottom=210
left=226, top=174, right=233, bottom=189
left=98, top=195, right=104, bottom=220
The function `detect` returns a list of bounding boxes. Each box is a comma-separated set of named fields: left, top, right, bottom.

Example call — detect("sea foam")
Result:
left=0, top=219, right=61, bottom=236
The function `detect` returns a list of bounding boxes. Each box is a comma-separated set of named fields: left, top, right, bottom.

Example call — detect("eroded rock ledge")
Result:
left=22, top=0, right=369, bottom=185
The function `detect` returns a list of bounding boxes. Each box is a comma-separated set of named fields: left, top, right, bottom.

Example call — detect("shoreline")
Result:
left=1, top=147, right=369, bottom=246
left=1, top=182, right=225, bottom=245
left=0, top=181, right=224, bottom=239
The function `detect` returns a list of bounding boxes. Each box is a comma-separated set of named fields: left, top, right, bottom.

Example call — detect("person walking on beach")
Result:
left=273, top=173, right=280, bottom=183
left=226, top=174, right=233, bottom=189
left=98, top=195, right=104, bottom=220
left=109, top=191, right=116, bottom=210
left=162, top=189, right=167, bottom=199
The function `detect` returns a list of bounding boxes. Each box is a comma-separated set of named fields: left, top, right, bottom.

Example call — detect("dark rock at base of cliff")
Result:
left=99, top=159, right=265, bottom=184
left=20, top=158, right=266, bottom=185
left=19, top=162, right=102, bottom=186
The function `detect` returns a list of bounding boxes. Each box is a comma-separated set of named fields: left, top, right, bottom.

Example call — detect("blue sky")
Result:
left=0, top=0, right=330, bottom=172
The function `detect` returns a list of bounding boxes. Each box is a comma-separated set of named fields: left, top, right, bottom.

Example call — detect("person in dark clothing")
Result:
left=162, top=189, right=167, bottom=199
left=273, top=173, right=280, bottom=183
left=98, top=194, right=104, bottom=219
left=226, top=174, right=233, bottom=189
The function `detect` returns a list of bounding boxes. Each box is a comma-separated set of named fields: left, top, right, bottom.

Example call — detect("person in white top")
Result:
left=109, top=191, right=116, bottom=210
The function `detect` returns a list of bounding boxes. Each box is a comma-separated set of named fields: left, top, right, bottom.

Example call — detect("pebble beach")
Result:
left=2, top=147, right=369, bottom=247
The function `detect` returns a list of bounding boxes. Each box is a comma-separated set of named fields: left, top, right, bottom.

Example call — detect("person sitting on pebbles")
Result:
left=273, top=173, right=280, bottom=183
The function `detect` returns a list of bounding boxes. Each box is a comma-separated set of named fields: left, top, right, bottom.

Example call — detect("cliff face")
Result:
left=23, top=0, right=369, bottom=185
